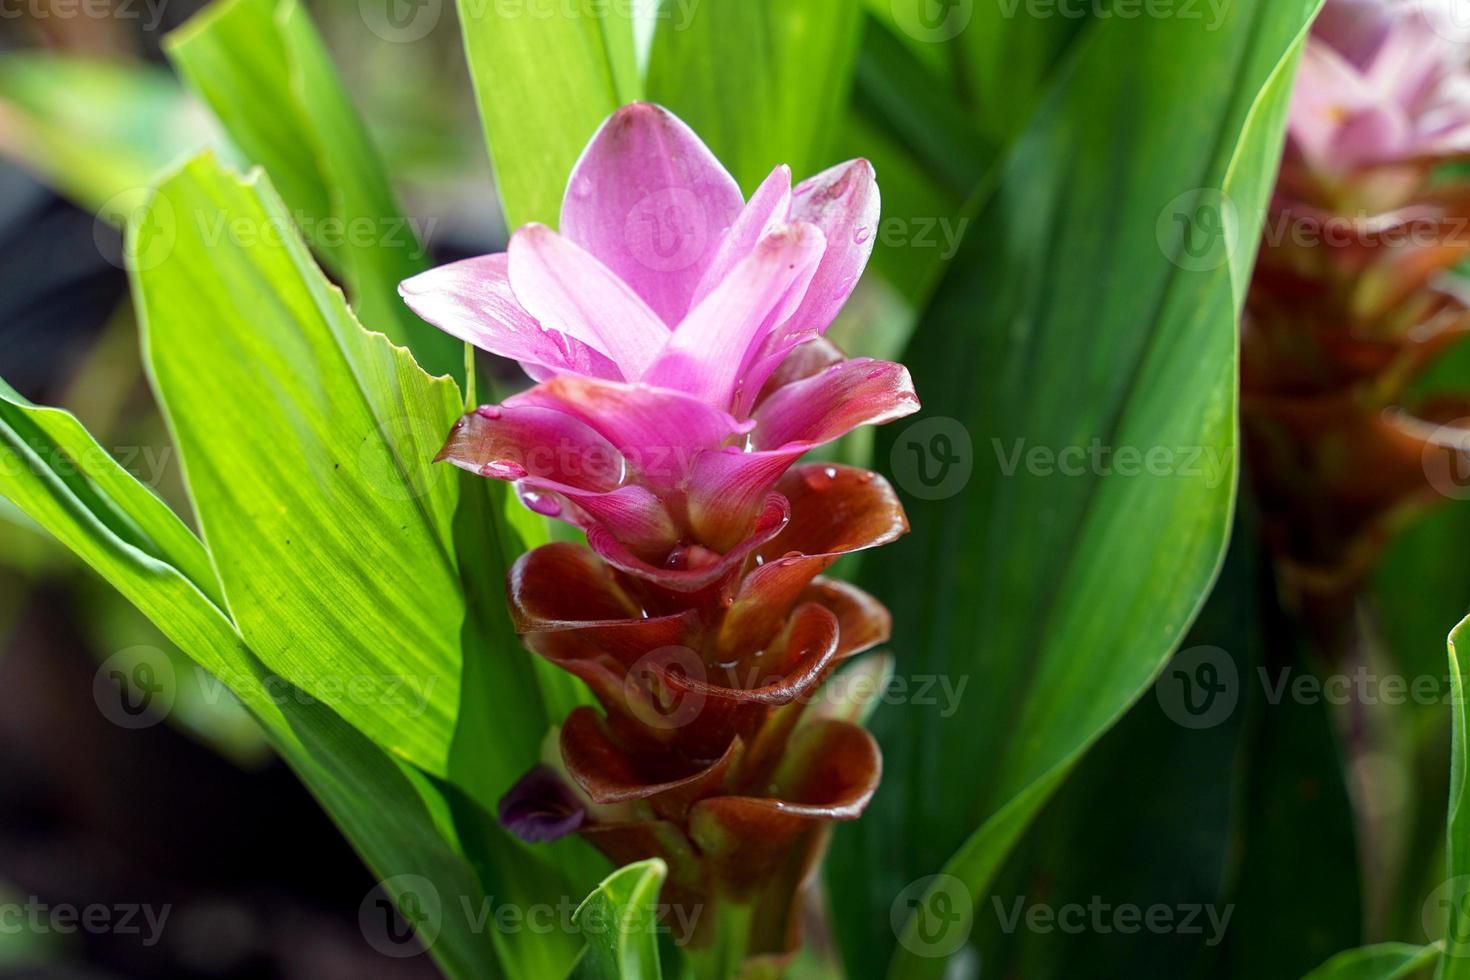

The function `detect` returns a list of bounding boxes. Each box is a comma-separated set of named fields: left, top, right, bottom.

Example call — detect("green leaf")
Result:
left=851, top=16, right=991, bottom=201
left=953, top=0, right=1093, bottom=143
left=456, top=0, right=631, bottom=229
left=1304, top=943, right=1442, bottom=980
left=974, top=533, right=1257, bottom=976
left=1438, top=620, right=1470, bottom=978
left=646, top=0, right=865, bottom=193
left=131, top=153, right=469, bottom=779
left=825, top=3, right=1323, bottom=976
left=0, top=53, right=213, bottom=212
left=572, top=859, right=668, bottom=980
left=0, top=382, right=504, bottom=980
left=166, top=0, right=461, bottom=377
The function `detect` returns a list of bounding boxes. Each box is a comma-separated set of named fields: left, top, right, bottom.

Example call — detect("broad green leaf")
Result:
left=131, top=154, right=468, bottom=779
left=974, top=533, right=1257, bottom=976
left=571, top=859, right=668, bottom=980
left=456, top=0, right=631, bottom=228
left=852, top=16, right=991, bottom=201
left=0, top=382, right=503, bottom=980
left=954, top=0, right=1093, bottom=143
left=844, top=17, right=989, bottom=301
left=646, top=0, right=865, bottom=193
left=1305, top=944, right=1442, bottom=980
left=166, top=0, right=461, bottom=377
left=825, top=3, right=1323, bottom=976
left=0, top=54, right=212, bottom=212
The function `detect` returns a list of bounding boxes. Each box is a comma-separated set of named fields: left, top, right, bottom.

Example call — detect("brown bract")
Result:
left=500, top=463, right=905, bottom=960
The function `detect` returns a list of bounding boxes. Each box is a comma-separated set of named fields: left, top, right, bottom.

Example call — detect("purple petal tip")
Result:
left=498, top=765, right=587, bottom=844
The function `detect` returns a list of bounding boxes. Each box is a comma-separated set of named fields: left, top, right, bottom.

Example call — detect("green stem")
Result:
left=684, top=900, right=754, bottom=980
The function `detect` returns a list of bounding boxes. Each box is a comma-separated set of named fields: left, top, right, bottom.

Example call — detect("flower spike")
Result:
left=404, top=102, right=917, bottom=966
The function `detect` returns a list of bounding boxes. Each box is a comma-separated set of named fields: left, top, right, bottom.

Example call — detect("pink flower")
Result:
left=1288, top=0, right=1470, bottom=176
left=399, top=106, right=919, bottom=963
left=400, top=103, right=919, bottom=564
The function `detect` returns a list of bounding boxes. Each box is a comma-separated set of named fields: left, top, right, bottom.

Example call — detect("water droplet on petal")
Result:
left=866, top=366, right=888, bottom=380
left=476, top=405, right=503, bottom=420
left=853, top=226, right=872, bottom=245
left=523, top=491, right=562, bottom=517
left=483, top=460, right=528, bottom=480
left=824, top=466, right=838, bottom=479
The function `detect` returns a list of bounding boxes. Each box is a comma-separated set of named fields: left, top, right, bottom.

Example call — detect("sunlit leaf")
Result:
left=456, top=0, right=632, bottom=228
left=132, top=153, right=468, bottom=777
left=646, top=0, right=864, bottom=193
left=166, top=0, right=461, bottom=377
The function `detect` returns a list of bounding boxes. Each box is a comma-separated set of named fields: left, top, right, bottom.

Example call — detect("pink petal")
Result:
left=1363, top=13, right=1455, bottom=108
left=680, top=359, right=917, bottom=551
left=436, top=404, right=625, bottom=490
left=642, top=224, right=826, bottom=407
left=750, top=358, right=920, bottom=450
left=398, top=254, right=620, bottom=380
left=507, top=376, right=752, bottom=493
left=1288, top=41, right=1397, bottom=170
left=435, top=403, right=678, bottom=554
left=690, top=165, right=794, bottom=307
left=733, top=163, right=880, bottom=411
left=1312, top=0, right=1394, bottom=69
left=783, top=159, right=880, bottom=336
left=1332, top=105, right=1412, bottom=167
left=754, top=337, right=847, bottom=402
left=508, top=224, right=671, bottom=378
left=518, top=482, right=679, bottom=559
left=685, top=447, right=807, bottom=553
left=560, top=103, right=746, bottom=327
